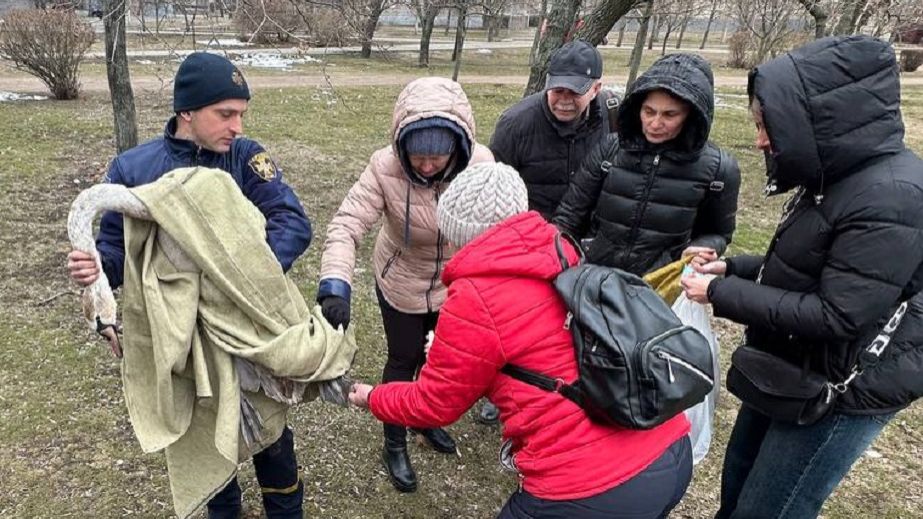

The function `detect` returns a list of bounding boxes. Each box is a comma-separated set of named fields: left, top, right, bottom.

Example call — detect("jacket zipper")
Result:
left=621, top=153, right=660, bottom=265
left=425, top=186, right=443, bottom=312
left=656, top=350, right=714, bottom=385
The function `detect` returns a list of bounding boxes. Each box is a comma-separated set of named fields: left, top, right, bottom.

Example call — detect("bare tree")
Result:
left=481, top=0, right=512, bottom=41
left=700, top=0, right=719, bottom=47
left=411, top=0, right=444, bottom=66
left=451, top=0, right=470, bottom=78
left=360, top=0, right=391, bottom=58
left=0, top=8, right=94, bottom=100
left=734, top=0, right=801, bottom=66
left=523, top=0, right=581, bottom=95
left=626, top=0, right=653, bottom=88
left=103, top=0, right=138, bottom=152
left=796, top=0, right=829, bottom=38
left=573, top=0, right=641, bottom=44
left=522, top=0, right=639, bottom=95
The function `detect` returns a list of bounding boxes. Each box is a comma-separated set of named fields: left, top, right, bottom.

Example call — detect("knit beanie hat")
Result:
left=437, top=162, right=529, bottom=247
left=174, top=52, right=251, bottom=112
left=400, top=119, right=458, bottom=156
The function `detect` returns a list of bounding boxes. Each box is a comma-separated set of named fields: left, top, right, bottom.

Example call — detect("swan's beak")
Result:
left=98, top=324, right=122, bottom=358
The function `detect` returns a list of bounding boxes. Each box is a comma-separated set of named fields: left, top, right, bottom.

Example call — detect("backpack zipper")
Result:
left=656, top=350, right=714, bottom=385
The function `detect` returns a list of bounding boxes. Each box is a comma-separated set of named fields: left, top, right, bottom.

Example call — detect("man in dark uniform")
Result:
left=67, top=52, right=312, bottom=519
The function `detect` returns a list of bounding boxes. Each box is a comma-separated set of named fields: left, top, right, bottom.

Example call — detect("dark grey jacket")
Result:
left=554, top=54, right=740, bottom=275
left=709, top=35, right=923, bottom=414
left=489, top=92, right=610, bottom=220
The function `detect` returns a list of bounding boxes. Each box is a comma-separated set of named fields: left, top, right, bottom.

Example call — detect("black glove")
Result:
left=320, top=295, right=351, bottom=330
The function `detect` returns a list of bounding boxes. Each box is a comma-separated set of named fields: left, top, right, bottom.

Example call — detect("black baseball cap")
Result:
left=545, top=40, right=603, bottom=95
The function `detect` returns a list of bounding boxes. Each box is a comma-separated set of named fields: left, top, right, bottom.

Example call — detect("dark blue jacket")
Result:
left=96, top=117, right=312, bottom=288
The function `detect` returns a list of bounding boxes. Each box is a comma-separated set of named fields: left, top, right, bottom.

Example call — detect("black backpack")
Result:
left=501, top=235, right=715, bottom=429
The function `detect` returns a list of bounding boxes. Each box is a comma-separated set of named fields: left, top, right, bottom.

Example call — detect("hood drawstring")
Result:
left=814, top=168, right=825, bottom=205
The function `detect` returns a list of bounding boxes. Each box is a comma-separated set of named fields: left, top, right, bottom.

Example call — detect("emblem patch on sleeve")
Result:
left=248, top=151, right=277, bottom=181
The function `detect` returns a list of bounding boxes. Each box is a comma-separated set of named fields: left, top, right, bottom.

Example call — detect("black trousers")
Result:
left=376, top=285, right=439, bottom=384
left=207, top=426, right=303, bottom=518
left=497, top=436, right=693, bottom=519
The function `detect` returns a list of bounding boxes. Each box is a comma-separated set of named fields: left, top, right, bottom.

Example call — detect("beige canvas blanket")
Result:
left=119, top=167, right=356, bottom=518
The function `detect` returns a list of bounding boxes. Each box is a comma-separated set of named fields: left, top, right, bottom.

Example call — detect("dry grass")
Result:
left=0, top=74, right=920, bottom=518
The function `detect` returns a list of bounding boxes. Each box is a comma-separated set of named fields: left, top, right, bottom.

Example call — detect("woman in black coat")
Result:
left=553, top=53, right=740, bottom=275
left=683, top=35, right=923, bottom=518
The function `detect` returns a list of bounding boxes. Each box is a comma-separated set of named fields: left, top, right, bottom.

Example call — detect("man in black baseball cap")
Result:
left=483, top=39, right=612, bottom=425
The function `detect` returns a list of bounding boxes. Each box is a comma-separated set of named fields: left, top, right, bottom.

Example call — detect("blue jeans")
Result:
left=498, top=436, right=692, bottom=519
left=207, top=426, right=303, bottom=519
left=716, top=405, right=895, bottom=519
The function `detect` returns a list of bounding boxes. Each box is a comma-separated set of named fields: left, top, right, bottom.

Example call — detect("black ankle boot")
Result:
left=383, top=425, right=417, bottom=492
left=411, top=427, right=457, bottom=454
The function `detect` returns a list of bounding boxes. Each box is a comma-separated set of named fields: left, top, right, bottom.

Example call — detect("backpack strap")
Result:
left=554, top=232, right=584, bottom=271
left=501, top=364, right=584, bottom=406
left=709, top=148, right=729, bottom=195
left=600, top=90, right=621, bottom=133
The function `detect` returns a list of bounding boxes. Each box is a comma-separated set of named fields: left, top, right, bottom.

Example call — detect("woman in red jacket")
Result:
left=350, top=162, right=692, bottom=518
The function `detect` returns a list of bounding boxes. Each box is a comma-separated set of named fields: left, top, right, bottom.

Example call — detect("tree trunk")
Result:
left=616, top=18, right=627, bottom=46
left=445, top=7, right=453, bottom=35
left=720, top=17, right=728, bottom=42
left=452, top=2, right=468, bottom=79
left=647, top=14, right=659, bottom=50
left=523, top=0, right=581, bottom=96
left=832, top=0, right=862, bottom=35
left=522, top=0, right=638, bottom=97
left=418, top=3, right=439, bottom=67
left=528, top=0, right=549, bottom=65
left=675, top=15, right=689, bottom=48
left=660, top=24, right=672, bottom=55
left=626, top=0, right=653, bottom=90
left=573, top=0, right=638, bottom=46
left=796, top=0, right=829, bottom=38
left=360, top=1, right=386, bottom=59
left=103, top=0, right=138, bottom=153
left=700, top=0, right=718, bottom=49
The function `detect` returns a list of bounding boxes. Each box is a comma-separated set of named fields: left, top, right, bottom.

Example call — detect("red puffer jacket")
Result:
left=369, top=211, right=689, bottom=500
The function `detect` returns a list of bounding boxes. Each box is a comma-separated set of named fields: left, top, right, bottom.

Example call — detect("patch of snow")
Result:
left=0, top=91, right=48, bottom=102
left=233, top=52, right=322, bottom=70
left=212, top=39, right=254, bottom=47
left=476, top=48, right=493, bottom=55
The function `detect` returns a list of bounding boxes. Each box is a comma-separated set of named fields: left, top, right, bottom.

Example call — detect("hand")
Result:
left=424, top=330, right=435, bottom=357
left=320, top=295, right=351, bottom=330
left=692, top=260, right=727, bottom=276
left=682, top=246, right=718, bottom=268
left=681, top=274, right=716, bottom=304
left=349, top=383, right=373, bottom=408
left=67, top=250, right=100, bottom=287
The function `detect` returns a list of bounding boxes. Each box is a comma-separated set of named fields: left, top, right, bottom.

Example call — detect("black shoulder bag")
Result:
left=727, top=301, right=909, bottom=426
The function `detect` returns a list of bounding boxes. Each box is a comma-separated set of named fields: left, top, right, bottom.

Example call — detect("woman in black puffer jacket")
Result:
left=683, top=35, right=923, bottom=519
left=554, top=53, right=740, bottom=275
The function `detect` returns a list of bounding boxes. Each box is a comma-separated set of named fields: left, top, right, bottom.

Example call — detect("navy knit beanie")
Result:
left=173, top=52, right=251, bottom=112
left=400, top=119, right=458, bottom=156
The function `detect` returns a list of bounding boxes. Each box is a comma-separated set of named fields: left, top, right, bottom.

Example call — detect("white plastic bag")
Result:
left=672, top=292, right=720, bottom=465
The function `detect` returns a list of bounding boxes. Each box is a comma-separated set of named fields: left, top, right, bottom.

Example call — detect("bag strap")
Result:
left=709, top=148, right=728, bottom=195
left=831, top=300, right=909, bottom=394
left=554, top=232, right=584, bottom=271
left=600, top=90, right=620, bottom=133
left=501, top=364, right=584, bottom=406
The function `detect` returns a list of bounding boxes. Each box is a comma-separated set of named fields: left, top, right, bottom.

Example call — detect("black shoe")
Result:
left=382, top=443, right=417, bottom=492
left=411, top=427, right=457, bottom=454
left=477, top=401, right=500, bottom=425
